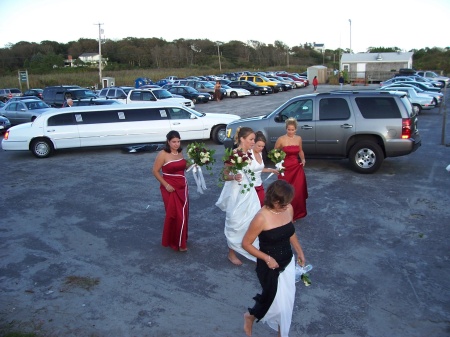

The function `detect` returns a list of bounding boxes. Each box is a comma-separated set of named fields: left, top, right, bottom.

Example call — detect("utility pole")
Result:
left=349, top=19, right=352, bottom=53
left=216, top=41, right=223, bottom=72
left=286, top=47, right=289, bottom=68
left=95, top=23, right=104, bottom=87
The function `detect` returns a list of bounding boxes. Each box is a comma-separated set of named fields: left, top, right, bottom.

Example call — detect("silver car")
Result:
left=0, top=99, right=54, bottom=124
left=378, top=86, right=435, bottom=114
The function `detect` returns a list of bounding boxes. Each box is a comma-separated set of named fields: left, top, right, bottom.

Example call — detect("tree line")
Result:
left=0, top=37, right=449, bottom=76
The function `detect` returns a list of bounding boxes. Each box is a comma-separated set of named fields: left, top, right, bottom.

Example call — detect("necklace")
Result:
left=171, top=151, right=179, bottom=155
left=265, top=206, right=285, bottom=215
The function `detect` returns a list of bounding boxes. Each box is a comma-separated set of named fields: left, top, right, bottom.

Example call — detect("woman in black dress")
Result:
left=242, top=180, right=307, bottom=337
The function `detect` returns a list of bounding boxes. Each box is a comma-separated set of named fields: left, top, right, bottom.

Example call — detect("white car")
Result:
left=221, top=85, right=251, bottom=98
left=1, top=103, right=240, bottom=158
left=126, top=88, right=195, bottom=108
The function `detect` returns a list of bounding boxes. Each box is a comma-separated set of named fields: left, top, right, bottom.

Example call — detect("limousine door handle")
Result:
left=341, top=124, right=353, bottom=129
left=47, top=129, right=56, bottom=132
left=172, top=122, right=181, bottom=125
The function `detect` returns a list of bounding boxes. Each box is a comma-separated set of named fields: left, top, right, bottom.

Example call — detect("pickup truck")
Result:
left=126, top=88, right=195, bottom=108
left=415, top=71, right=450, bottom=88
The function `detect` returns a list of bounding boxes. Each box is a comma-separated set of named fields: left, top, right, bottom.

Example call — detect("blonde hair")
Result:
left=285, top=117, right=298, bottom=129
left=234, top=126, right=255, bottom=146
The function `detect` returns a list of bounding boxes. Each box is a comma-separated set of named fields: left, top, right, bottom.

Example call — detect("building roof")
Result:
left=341, top=52, right=413, bottom=63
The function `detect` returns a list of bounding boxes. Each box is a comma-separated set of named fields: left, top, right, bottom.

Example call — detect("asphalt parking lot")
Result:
left=1, top=84, right=449, bottom=337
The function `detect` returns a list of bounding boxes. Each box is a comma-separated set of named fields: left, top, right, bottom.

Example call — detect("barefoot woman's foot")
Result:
left=244, top=312, right=255, bottom=336
left=179, top=247, right=188, bottom=252
left=227, top=250, right=242, bottom=265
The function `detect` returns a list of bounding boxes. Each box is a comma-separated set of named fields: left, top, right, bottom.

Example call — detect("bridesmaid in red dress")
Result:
left=152, top=131, right=191, bottom=252
left=274, top=118, right=308, bottom=221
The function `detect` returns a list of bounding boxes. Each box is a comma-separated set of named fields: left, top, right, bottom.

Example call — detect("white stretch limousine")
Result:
left=1, top=103, right=240, bottom=158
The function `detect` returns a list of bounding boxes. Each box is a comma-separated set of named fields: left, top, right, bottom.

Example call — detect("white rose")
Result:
left=237, top=157, right=243, bottom=164
left=230, top=159, right=235, bottom=164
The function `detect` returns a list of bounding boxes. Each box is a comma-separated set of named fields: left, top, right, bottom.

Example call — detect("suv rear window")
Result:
left=355, top=97, right=401, bottom=119
left=319, top=98, right=350, bottom=120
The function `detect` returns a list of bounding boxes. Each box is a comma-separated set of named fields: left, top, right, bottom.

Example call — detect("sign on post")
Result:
left=18, top=70, right=29, bottom=91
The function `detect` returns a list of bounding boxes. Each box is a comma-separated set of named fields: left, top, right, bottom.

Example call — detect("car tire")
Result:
left=230, top=91, right=238, bottom=98
left=278, top=86, right=284, bottom=92
left=31, top=138, right=53, bottom=158
left=191, top=98, right=197, bottom=104
left=412, top=104, right=422, bottom=115
left=211, top=125, right=226, bottom=144
left=348, top=141, right=384, bottom=174
left=254, top=90, right=261, bottom=96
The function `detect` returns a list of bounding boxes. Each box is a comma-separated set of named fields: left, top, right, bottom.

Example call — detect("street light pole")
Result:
left=216, top=41, right=223, bottom=72
left=349, top=19, right=352, bottom=54
left=95, top=23, right=103, bottom=87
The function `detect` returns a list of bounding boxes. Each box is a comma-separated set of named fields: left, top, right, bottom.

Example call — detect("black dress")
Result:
left=248, top=222, right=295, bottom=320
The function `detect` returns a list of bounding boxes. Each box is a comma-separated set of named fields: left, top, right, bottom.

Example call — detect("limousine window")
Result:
left=48, top=113, right=76, bottom=126
left=167, top=107, right=192, bottom=119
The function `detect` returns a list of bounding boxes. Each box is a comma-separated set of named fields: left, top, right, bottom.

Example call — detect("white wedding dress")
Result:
left=216, top=170, right=261, bottom=261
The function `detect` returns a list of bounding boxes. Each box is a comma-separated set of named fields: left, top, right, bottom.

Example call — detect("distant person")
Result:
left=312, top=76, right=318, bottom=92
left=339, top=74, right=344, bottom=89
left=65, top=98, right=73, bottom=107
left=214, top=81, right=222, bottom=102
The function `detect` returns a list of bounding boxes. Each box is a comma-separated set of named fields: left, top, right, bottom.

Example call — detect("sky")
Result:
left=1, top=0, right=449, bottom=53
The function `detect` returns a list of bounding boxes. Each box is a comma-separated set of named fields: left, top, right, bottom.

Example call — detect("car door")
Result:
left=315, top=97, right=355, bottom=156
left=45, top=112, right=81, bottom=149
left=166, top=107, right=206, bottom=140
left=265, top=98, right=316, bottom=154
left=3, top=102, right=21, bottom=124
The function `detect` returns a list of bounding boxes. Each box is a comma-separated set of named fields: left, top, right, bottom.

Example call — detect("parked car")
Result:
left=277, top=74, right=307, bottom=88
left=220, top=84, right=251, bottom=98
left=42, top=85, right=82, bottom=107
left=0, top=88, right=22, bottom=102
left=380, top=77, right=436, bottom=89
left=126, top=88, right=195, bottom=108
left=0, top=115, right=11, bottom=133
left=383, top=81, right=442, bottom=93
left=62, top=98, right=123, bottom=107
left=395, top=74, right=444, bottom=88
left=265, top=78, right=293, bottom=91
left=381, top=83, right=443, bottom=106
left=223, top=90, right=421, bottom=174
left=23, top=89, right=44, bottom=99
left=167, top=86, right=211, bottom=103
left=239, top=75, right=282, bottom=93
left=415, top=71, right=450, bottom=87
left=0, top=99, right=54, bottom=124
left=378, top=86, right=435, bottom=114
left=97, top=86, right=134, bottom=101
left=7, top=96, right=41, bottom=102
left=227, top=80, right=272, bottom=95
left=185, top=80, right=227, bottom=100
left=1, top=103, right=240, bottom=158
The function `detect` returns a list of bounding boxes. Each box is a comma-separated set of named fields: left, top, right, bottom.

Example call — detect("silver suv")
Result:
left=224, top=90, right=421, bottom=173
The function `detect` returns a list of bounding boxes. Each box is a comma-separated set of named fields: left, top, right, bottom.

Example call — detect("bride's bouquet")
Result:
left=266, top=148, right=286, bottom=179
left=186, top=142, right=216, bottom=194
left=221, top=147, right=255, bottom=193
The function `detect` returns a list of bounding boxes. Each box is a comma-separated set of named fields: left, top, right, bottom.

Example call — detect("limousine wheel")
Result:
left=212, top=125, right=226, bottom=144
left=31, top=138, right=53, bottom=158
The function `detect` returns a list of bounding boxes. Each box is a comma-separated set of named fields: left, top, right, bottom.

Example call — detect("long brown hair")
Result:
left=234, top=126, right=255, bottom=146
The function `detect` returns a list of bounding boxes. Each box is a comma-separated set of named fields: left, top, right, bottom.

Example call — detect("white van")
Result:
left=1, top=103, right=240, bottom=158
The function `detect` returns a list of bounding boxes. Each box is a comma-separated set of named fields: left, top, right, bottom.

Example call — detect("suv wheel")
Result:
left=348, top=141, right=384, bottom=174
left=253, top=89, right=261, bottom=96
left=31, top=138, right=53, bottom=158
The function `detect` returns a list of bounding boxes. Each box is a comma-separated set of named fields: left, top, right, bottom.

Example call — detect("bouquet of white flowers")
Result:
left=186, top=142, right=216, bottom=194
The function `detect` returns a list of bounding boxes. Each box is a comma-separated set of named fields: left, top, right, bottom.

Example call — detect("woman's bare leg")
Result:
left=244, top=312, right=255, bottom=336
left=228, top=248, right=243, bottom=265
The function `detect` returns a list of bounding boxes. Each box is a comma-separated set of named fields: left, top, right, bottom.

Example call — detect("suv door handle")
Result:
left=341, top=124, right=353, bottom=128
left=301, top=125, right=313, bottom=129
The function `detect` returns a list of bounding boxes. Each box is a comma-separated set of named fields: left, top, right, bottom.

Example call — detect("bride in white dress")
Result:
left=216, top=127, right=261, bottom=266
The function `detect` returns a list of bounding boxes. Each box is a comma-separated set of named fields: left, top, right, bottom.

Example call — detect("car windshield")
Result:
left=152, top=89, right=173, bottom=99
left=70, top=89, right=97, bottom=99
left=25, top=101, right=50, bottom=109
left=221, top=85, right=231, bottom=89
